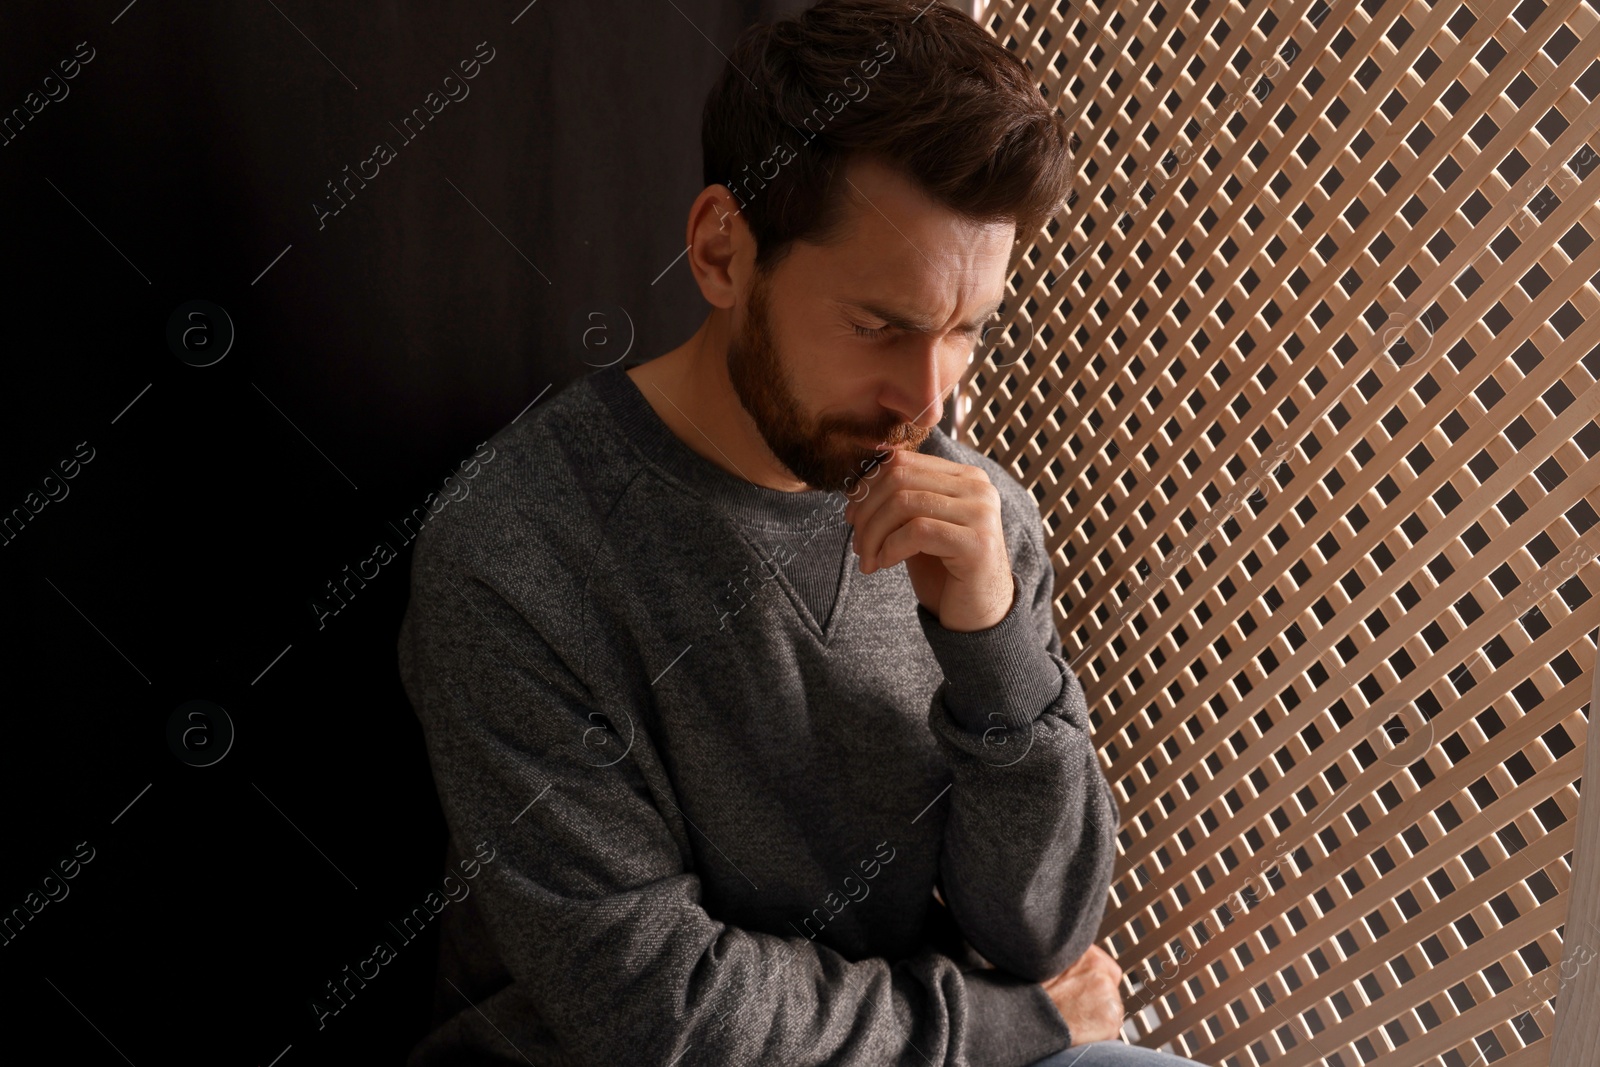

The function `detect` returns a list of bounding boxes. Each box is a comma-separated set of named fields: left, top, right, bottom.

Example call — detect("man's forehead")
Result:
left=835, top=208, right=1013, bottom=267
left=819, top=243, right=1010, bottom=326
left=825, top=210, right=1013, bottom=284
left=834, top=291, right=1006, bottom=333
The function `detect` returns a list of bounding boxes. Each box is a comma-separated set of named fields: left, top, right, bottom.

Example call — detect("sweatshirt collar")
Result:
left=587, top=361, right=865, bottom=531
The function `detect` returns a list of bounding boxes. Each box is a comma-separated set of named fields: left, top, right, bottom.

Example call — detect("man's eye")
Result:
left=853, top=324, right=888, bottom=339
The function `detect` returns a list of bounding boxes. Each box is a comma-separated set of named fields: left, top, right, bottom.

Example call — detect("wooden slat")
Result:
left=1547, top=655, right=1600, bottom=1064
left=971, top=0, right=1600, bottom=1062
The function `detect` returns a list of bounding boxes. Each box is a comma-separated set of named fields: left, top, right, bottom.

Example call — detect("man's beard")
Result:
left=725, top=267, right=930, bottom=492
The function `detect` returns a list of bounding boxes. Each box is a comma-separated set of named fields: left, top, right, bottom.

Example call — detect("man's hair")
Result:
left=701, top=0, right=1075, bottom=275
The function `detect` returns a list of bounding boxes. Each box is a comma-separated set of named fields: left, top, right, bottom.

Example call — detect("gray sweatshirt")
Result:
left=396, top=362, right=1120, bottom=1066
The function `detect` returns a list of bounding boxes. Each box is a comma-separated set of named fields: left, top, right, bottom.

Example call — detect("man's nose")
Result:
left=896, top=341, right=950, bottom=428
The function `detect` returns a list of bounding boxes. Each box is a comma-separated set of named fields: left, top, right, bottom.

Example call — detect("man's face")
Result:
left=724, top=154, right=1016, bottom=493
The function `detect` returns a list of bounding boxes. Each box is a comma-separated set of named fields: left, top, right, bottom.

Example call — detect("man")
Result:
left=398, top=1, right=1210, bottom=1064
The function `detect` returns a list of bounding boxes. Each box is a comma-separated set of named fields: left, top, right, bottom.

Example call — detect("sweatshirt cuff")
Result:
left=961, top=967, right=1072, bottom=1065
left=916, top=572, right=1065, bottom=735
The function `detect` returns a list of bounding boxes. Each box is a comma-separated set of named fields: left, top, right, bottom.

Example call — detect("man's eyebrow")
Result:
left=842, top=298, right=1005, bottom=333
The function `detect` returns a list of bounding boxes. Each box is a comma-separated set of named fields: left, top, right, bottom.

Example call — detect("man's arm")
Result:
left=398, top=543, right=1073, bottom=1067
left=913, top=495, right=1121, bottom=985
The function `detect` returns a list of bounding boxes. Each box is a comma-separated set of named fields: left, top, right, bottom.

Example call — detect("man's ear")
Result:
left=685, top=184, right=750, bottom=312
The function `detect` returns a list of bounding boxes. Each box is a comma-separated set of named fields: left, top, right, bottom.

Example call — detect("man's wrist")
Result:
left=916, top=572, right=1064, bottom=734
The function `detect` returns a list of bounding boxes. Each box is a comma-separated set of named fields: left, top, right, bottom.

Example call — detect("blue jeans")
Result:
left=1024, top=1039, right=1212, bottom=1066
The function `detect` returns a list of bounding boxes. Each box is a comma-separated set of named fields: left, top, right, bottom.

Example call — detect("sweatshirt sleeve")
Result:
left=913, top=507, right=1122, bottom=985
left=398, top=548, right=1074, bottom=1067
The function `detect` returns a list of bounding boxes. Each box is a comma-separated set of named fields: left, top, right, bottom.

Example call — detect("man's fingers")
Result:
left=1083, top=944, right=1122, bottom=975
left=851, top=483, right=985, bottom=572
left=854, top=493, right=987, bottom=572
left=842, top=448, right=984, bottom=524
left=1068, top=953, right=1120, bottom=979
left=1053, top=944, right=1123, bottom=987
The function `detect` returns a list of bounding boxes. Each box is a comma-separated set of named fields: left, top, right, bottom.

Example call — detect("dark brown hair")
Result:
left=701, top=0, right=1074, bottom=275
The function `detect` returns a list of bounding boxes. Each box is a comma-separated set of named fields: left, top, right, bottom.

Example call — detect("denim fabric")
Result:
left=1023, top=1039, right=1212, bottom=1067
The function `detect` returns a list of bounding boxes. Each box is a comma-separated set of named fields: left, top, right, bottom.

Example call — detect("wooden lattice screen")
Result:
left=964, top=0, right=1600, bottom=1064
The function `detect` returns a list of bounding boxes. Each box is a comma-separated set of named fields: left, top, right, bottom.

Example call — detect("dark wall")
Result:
left=0, top=1, right=822, bottom=1062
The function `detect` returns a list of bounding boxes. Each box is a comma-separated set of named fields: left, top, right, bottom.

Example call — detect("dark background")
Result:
left=0, top=1, right=990, bottom=1062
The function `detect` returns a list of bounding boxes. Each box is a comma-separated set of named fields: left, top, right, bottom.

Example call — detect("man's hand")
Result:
left=1043, top=944, right=1126, bottom=1045
left=842, top=445, right=1014, bottom=632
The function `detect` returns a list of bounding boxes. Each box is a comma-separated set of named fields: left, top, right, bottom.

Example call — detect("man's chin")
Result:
left=779, top=437, right=895, bottom=492
left=841, top=431, right=895, bottom=456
